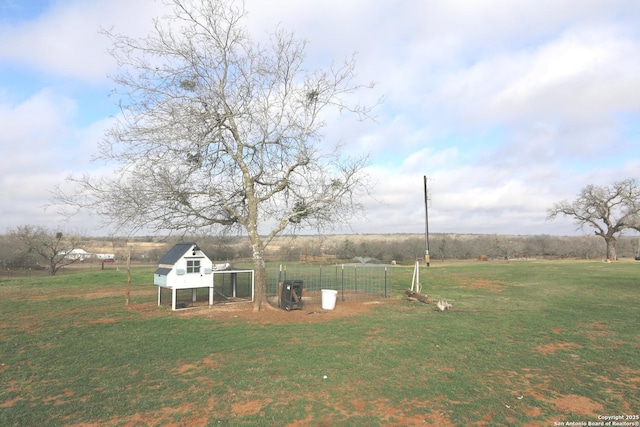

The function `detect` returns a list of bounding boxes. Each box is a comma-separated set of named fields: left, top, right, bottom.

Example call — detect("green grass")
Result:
left=1, top=261, right=639, bottom=426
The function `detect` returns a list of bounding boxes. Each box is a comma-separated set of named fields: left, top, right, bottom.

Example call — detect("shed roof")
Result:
left=157, top=242, right=197, bottom=265
left=154, top=267, right=172, bottom=276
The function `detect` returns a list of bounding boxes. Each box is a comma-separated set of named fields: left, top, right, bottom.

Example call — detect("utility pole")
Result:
left=424, top=175, right=430, bottom=267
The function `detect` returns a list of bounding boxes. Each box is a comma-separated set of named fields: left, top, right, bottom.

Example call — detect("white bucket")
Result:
left=321, top=289, right=338, bottom=310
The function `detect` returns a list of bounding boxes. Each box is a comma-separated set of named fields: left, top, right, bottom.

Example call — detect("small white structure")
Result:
left=60, top=248, right=89, bottom=261
left=154, top=242, right=254, bottom=310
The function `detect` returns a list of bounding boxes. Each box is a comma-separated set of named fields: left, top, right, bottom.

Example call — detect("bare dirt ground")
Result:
left=136, top=297, right=386, bottom=325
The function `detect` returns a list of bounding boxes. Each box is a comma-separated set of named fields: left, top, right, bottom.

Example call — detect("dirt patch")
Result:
left=477, top=367, right=616, bottom=425
left=311, top=397, right=456, bottom=427
left=522, top=405, right=543, bottom=418
left=232, top=399, right=270, bottom=417
left=553, top=394, right=604, bottom=416
left=580, top=321, right=611, bottom=341
left=43, top=388, right=74, bottom=406
left=69, top=394, right=450, bottom=427
left=174, top=355, right=221, bottom=375
left=423, top=410, right=456, bottom=427
left=0, top=396, right=24, bottom=408
left=393, top=399, right=456, bottom=426
left=585, top=321, right=607, bottom=329
left=612, top=366, right=640, bottom=395
left=69, top=403, right=210, bottom=427
left=534, top=342, right=582, bottom=355
left=172, top=299, right=386, bottom=324
left=285, top=415, right=313, bottom=427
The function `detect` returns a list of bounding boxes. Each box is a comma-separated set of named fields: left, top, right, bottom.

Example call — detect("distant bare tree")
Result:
left=492, top=235, right=510, bottom=260
left=52, top=0, right=376, bottom=310
left=547, top=178, right=640, bottom=260
left=9, top=225, right=85, bottom=275
left=436, top=236, right=448, bottom=261
left=0, top=233, right=30, bottom=269
left=335, top=238, right=357, bottom=260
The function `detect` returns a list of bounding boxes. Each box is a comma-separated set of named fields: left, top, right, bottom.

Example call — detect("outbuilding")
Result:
left=154, top=242, right=254, bottom=310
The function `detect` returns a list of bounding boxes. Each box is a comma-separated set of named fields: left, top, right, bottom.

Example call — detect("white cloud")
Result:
left=0, top=89, right=76, bottom=171
left=1, top=0, right=639, bottom=236
left=0, top=88, right=116, bottom=232
left=0, top=0, right=165, bottom=83
left=492, top=26, right=640, bottom=121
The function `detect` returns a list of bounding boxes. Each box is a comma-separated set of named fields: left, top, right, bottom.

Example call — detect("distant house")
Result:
left=154, top=242, right=253, bottom=310
left=60, top=248, right=89, bottom=261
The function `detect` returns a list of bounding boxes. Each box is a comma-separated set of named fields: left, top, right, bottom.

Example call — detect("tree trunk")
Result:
left=606, top=238, right=617, bottom=261
left=49, top=256, right=57, bottom=276
left=252, top=245, right=267, bottom=312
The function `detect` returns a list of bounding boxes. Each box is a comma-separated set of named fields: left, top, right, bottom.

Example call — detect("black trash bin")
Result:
left=279, top=280, right=303, bottom=311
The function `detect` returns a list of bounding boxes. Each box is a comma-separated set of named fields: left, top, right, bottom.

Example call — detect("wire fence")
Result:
left=266, top=263, right=392, bottom=303
left=3, top=262, right=393, bottom=308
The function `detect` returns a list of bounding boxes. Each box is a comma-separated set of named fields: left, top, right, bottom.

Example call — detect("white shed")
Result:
left=154, top=242, right=254, bottom=310
left=154, top=242, right=213, bottom=310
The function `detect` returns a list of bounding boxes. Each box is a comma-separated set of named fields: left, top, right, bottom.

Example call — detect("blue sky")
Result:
left=1, top=0, right=640, bottom=236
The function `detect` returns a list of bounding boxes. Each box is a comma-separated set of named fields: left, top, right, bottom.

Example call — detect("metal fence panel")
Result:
left=267, top=263, right=390, bottom=303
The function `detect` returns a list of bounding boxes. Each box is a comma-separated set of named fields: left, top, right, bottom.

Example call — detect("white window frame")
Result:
left=186, top=260, right=200, bottom=274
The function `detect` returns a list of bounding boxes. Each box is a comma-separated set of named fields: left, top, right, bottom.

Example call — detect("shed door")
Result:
left=187, top=260, right=206, bottom=287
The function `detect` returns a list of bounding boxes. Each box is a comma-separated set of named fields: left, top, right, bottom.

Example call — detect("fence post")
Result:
left=354, top=265, right=358, bottom=294
left=384, top=267, right=388, bottom=298
left=341, top=264, right=344, bottom=301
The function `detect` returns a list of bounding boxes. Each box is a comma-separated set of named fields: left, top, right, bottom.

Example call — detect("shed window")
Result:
left=187, top=260, right=200, bottom=274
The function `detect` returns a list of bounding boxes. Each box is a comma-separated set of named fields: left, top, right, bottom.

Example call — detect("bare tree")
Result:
left=492, top=235, right=510, bottom=260
left=547, top=178, right=640, bottom=260
left=0, top=233, right=30, bottom=269
left=9, top=225, right=85, bottom=275
left=52, top=0, right=376, bottom=310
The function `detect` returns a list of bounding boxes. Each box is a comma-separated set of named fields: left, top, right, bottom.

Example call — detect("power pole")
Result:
left=424, top=175, right=430, bottom=267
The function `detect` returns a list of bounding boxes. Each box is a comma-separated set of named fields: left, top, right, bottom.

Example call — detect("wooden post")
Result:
left=424, top=175, right=431, bottom=267
left=125, top=247, right=131, bottom=307
left=405, top=289, right=430, bottom=304
left=411, top=260, right=420, bottom=293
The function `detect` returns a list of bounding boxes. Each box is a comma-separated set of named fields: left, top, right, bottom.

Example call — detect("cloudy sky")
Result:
left=1, top=0, right=639, bottom=237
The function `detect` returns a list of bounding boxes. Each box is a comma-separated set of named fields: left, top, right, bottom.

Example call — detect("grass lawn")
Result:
left=0, top=260, right=638, bottom=426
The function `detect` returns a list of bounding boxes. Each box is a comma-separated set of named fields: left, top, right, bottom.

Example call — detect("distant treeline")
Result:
left=266, top=233, right=640, bottom=263
left=4, top=233, right=637, bottom=270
